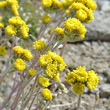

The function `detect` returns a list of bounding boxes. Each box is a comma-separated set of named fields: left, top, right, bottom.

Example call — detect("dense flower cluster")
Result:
left=42, top=15, right=52, bottom=24
left=6, top=16, right=29, bottom=38
left=66, top=66, right=99, bottom=94
left=0, top=45, right=7, bottom=56
left=41, top=0, right=97, bottom=41
left=14, top=59, right=26, bottom=71
left=0, top=0, right=29, bottom=38
left=28, top=68, right=37, bottom=76
left=39, top=51, right=66, bottom=100
left=33, top=40, right=46, bottom=50
left=42, top=88, right=52, bottom=100
left=13, top=46, right=33, bottom=71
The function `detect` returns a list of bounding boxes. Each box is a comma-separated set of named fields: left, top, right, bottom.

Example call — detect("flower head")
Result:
left=23, top=49, right=33, bottom=60
left=73, top=82, right=85, bottom=94
left=14, top=59, right=26, bottom=71
left=39, top=76, right=51, bottom=87
left=13, top=46, right=24, bottom=54
left=0, top=45, right=7, bottom=56
left=42, top=88, right=52, bottom=100
left=33, top=40, right=46, bottom=50
left=87, top=70, right=99, bottom=89
left=42, top=0, right=53, bottom=7
left=29, top=68, right=37, bottom=76
left=39, top=55, right=52, bottom=66
left=42, top=15, right=51, bottom=24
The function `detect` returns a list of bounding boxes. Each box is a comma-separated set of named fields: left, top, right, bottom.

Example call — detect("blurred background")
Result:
left=0, top=0, right=110, bottom=110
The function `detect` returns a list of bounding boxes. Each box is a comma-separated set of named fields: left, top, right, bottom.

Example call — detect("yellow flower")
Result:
left=33, top=40, right=46, bottom=50
left=29, top=68, right=37, bottom=76
left=39, top=55, right=52, bottom=66
left=8, top=16, right=26, bottom=25
left=14, top=59, right=26, bottom=71
left=65, top=10, right=70, bottom=15
left=87, top=70, right=99, bottom=89
left=11, top=4, right=19, bottom=16
left=23, top=49, right=33, bottom=60
left=69, top=2, right=84, bottom=10
left=42, top=0, right=53, bottom=7
left=86, top=0, right=97, bottom=11
left=20, top=25, right=29, bottom=38
left=0, top=1, right=7, bottom=8
left=45, top=63, right=58, bottom=78
left=76, top=9, right=87, bottom=21
left=42, top=15, right=51, bottom=24
left=73, top=82, right=85, bottom=94
left=74, top=66, right=88, bottom=82
left=0, top=45, right=7, bottom=56
left=5, top=25, right=17, bottom=36
left=13, top=46, right=24, bottom=54
left=64, top=18, right=87, bottom=39
left=66, top=72, right=76, bottom=83
left=0, top=23, right=4, bottom=28
left=55, top=27, right=65, bottom=36
left=48, top=51, right=66, bottom=71
left=39, top=76, right=51, bottom=87
left=53, top=73, right=60, bottom=81
left=42, top=88, right=52, bottom=100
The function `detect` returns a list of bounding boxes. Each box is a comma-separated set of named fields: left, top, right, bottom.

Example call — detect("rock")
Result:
left=85, top=11, right=110, bottom=41
left=100, top=84, right=110, bottom=98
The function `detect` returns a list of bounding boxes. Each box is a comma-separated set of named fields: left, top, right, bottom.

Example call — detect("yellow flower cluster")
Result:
left=13, top=46, right=33, bottom=60
left=55, top=27, right=65, bottom=38
left=0, top=16, right=4, bottom=28
left=6, top=16, right=29, bottom=38
left=13, top=46, right=33, bottom=71
left=66, top=66, right=99, bottom=94
left=42, top=15, right=52, bottom=24
left=64, top=18, right=87, bottom=39
left=42, top=88, right=52, bottom=100
left=0, top=0, right=19, bottom=16
left=41, top=0, right=63, bottom=10
left=0, top=45, right=7, bottom=56
left=67, top=0, right=96, bottom=23
left=39, top=51, right=66, bottom=80
left=14, top=59, right=26, bottom=71
left=39, top=76, right=51, bottom=87
left=33, top=40, right=46, bottom=50
left=28, top=68, right=37, bottom=76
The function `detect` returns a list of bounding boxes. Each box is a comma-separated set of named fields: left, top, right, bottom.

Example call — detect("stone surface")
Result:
left=85, top=11, right=110, bottom=41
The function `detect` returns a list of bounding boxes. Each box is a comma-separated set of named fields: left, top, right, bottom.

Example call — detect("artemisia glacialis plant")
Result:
left=0, top=0, right=99, bottom=109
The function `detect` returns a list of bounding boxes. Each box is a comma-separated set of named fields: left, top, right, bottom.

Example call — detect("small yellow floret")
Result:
left=29, top=68, right=37, bottom=76
left=76, top=9, right=87, bottom=21
left=39, top=55, right=52, bottom=66
left=66, top=72, right=76, bottom=83
left=23, top=49, right=33, bottom=60
left=5, top=25, right=17, bottom=35
left=42, top=0, right=52, bottom=7
left=55, top=27, right=65, bottom=36
left=11, top=4, right=19, bottom=16
left=0, top=1, right=7, bottom=8
left=42, top=88, right=52, bottom=100
left=39, top=76, right=51, bottom=87
left=74, top=66, right=88, bottom=82
left=42, top=15, right=51, bottom=24
left=86, top=0, right=97, bottom=11
left=33, top=40, right=46, bottom=50
left=73, top=82, right=85, bottom=94
left=87, top=70, right=99, bottom=89
left=45, top=63, right=58, bottom=78
left=0, top=23, right=4, bottom=28
left=53, top=73, right=60, bottom=81
left=14, top=59, right=26, bottom=71
left=20, top=25, right=29, bottom=38
left=13, top=46, right=24, bottom=54
left=0, top=45, right=7, bottom=56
